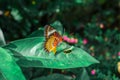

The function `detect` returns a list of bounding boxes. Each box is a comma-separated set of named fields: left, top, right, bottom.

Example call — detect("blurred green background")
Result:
left=0, top=0, right=120, bottom=80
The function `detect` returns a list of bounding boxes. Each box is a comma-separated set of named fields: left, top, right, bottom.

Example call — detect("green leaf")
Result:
left=69, top=68, right=89, bottom=80
left=4, top=37, right=99, bottom=69
left=0, top=47, right=26, bottom=80
left=80, top=68, right=90, bottom=80
left=27, top=28, right=44, bottom=38
left=33, top=73, right=73, bottom=80
left=0, top=28, right=6, bottom=46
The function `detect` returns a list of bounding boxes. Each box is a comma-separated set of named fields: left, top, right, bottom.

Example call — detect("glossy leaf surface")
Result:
left=4, top=37, right=99, bottom=69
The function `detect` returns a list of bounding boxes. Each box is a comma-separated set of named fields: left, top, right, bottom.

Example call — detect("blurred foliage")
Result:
left=0, top=47, right=25, bottom=80
left=0, top=0, right=119, bottom=41
left=0, top=0, right=120, bottom=80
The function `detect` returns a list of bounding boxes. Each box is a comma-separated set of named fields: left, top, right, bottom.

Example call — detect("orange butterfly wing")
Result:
left=44, top=25, right=62, bottom=54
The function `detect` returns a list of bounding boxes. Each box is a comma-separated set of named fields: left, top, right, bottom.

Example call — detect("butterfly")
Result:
left=44, top=25, right=63, bottom=54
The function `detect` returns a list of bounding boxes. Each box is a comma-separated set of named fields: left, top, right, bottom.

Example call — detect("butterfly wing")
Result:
left=44, top=36, right=57, bottom=53
left=44, top=25, right=63, bottom=54
left=44, top=25, right=56, bottom=39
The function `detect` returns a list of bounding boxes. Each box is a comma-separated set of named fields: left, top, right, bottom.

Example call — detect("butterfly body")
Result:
left=44, top=25, right=62, bottom=54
